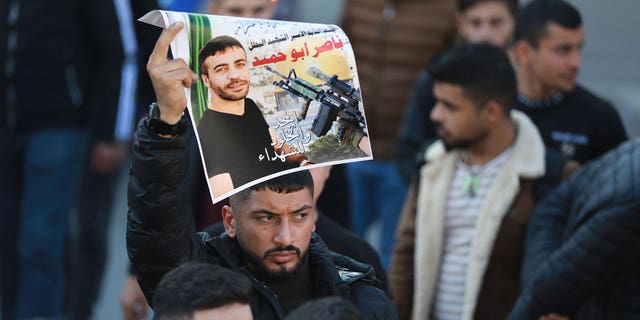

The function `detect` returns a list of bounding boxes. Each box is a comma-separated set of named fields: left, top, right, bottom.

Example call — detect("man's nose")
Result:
left=478, top=23, right=492, bottom=40
left=227, top=67, right=240, bottom=79
left=430, top=103, right=443, bottom=122
left=569, top=51, right=582, bottom=70
left=274, top=219, right=293, bottom=246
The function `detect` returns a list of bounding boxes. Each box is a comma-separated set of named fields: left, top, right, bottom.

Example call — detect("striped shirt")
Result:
left=432, top=148, right=513, bottom=320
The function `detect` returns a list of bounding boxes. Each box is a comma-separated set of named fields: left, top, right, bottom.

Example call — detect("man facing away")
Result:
left=508, top=137, right=640, bottom=320
left=154, top=262, right=254, bottom=320
left=396, top=0, right=519, bottom=184
left=511, top=0, right=627, bottom=163
left=195, top=35, right=306, bottom=198
left=128, top=23, right=397, bottom=320
left=389, top=43, right=577, bottom=320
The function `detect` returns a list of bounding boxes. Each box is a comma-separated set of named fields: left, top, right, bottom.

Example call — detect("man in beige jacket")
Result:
left=389, top=43, right=577, bottom=320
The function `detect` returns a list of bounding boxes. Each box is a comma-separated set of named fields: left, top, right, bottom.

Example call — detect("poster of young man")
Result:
left=140, top=10, right=371, bottom=202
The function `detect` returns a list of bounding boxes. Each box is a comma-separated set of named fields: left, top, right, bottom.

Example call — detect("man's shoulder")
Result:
left=199, top=232, right=244, bottom=267
left=309, top=234, right=377, bottom=282
left=569, top=85, right=617, bottom=112
left=244, top=97, right=260, bottom=112
left=348, top=281, right=399, bottom=319
left=196, top=109, right=217, bottom=130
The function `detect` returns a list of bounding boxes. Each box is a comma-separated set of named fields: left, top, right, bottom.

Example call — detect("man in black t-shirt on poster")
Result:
left=196, top=35, right=306, bottom=198
left=511, top=0, right=627, bottom=164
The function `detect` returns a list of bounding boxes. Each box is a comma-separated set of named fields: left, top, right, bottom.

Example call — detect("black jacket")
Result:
left=508, top=138, right=640, bottom=320
left=205, top=213, right=389, bottom=294
left=127, top=120, right=398, bottom=320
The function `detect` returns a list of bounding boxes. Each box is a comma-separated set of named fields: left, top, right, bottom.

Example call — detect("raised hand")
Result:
left=146, top=22, right=198, bottom=124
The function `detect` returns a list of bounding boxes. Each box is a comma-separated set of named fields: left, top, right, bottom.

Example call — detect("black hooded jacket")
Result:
left=127, top=120, right=398, bottom=319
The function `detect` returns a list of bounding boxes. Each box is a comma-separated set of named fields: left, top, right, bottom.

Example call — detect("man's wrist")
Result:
left=157, top=102, right=184, bottom=124
left=146, top=102, right=187, bottom=137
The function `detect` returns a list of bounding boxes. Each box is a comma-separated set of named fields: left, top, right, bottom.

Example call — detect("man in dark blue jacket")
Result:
left=127, top=23, right=397, bottom=320
left=508, top=137, right=640, bottom=320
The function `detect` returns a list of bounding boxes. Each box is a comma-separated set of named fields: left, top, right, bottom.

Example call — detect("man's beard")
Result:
left=213, top=79, right=249, bottom=101
left=434, top=122, right=488, bottom=151
left=240, top=244, right=306, bottom=282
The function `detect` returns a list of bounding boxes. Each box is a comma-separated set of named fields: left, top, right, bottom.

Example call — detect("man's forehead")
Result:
left=463, top=1, right=511, bottom=17
left=540, top=23, right=584, bottom=43
left=208, top=46, right=246, bottom=58
left=204, top=47, right=247, bottom=65
left=240, top=188, right=313, bottom=210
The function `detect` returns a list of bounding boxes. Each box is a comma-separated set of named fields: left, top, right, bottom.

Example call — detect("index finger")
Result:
left=148, top=22, right=184, bottom=66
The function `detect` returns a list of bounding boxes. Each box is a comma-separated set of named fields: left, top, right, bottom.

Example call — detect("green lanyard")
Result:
left=462, top=174, right=480, bottom=198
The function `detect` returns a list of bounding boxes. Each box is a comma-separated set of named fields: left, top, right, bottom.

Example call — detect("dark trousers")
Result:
left=65, top=154, right=124, bottom=320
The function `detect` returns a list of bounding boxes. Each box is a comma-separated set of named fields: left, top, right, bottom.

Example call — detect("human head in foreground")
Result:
left=153, top=262, right=254, bottom=320
left=223, top=170, right=316, bottom=281
left=428, top=42, right=516, bottom=151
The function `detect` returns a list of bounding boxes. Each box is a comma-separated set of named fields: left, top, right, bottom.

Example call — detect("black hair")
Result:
left=153, top=262, right=253, bottom=320
left=459, top=0, right=519, bottom=17
left=514, top=0, right=582, bottom=47
left=229, top=170, right=314, bottom=209
left=428, top=42, right=516, bottom=114
left=284, top=296, right=363, bottom=320
left=198, top=35, right=245, bottom=75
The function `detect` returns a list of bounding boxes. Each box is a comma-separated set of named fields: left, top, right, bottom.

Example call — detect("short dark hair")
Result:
left=153, top=262, right=253, bottom=320
left=514, top=0, right=582, bottom=47
left=284, top=297, right=363, bottom=320
left=427, top=42, right=516, bottom=114
left=229, top=170, right=314, bottom=209
left=459, top=0, right=519, bottom=17
left=198, top=35, right=246, bottom=75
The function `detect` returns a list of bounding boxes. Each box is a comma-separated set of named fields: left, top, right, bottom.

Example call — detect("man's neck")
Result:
left=467, top=119, right=517, bottom=165
left=208, top=96, right=246, bottom=115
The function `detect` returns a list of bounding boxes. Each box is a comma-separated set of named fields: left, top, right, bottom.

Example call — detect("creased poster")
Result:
left=140, top=10, right=372, bottom=203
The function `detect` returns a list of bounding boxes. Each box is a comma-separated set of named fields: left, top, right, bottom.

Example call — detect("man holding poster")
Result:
left=196, top=35, right=307, bottom=198
left=131, top=22, right=397, bottom=319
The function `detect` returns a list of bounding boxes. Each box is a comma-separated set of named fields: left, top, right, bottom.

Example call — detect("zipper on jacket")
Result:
left=240, top=266, right=285, bottom=318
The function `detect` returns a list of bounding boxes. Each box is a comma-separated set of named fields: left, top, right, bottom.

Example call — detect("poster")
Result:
left=140, top=10, right=371, bottom=203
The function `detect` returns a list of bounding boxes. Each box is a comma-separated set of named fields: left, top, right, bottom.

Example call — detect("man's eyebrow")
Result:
left=291, top=205, right=312, bottom=213
left=438, top=98, right=456, bottom=109
left=250, top=209, right=278, bottom=216
left=213, top=62, right=230, bottom=70
left=249, top=204, right=312, bottom=216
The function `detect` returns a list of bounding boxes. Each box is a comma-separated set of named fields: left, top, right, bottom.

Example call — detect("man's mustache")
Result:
left=263, top=245, right=301, bottom=259
left=226, top=79, right=248, bottom=89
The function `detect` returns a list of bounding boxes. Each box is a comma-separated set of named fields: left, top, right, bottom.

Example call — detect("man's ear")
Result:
left=201, top=73, right=211, bottom=88
left=513, top=40, right=532, bottom=66
left=482, top=100, right=503, bottom=124
left=222, top=205, right=236, bottom=237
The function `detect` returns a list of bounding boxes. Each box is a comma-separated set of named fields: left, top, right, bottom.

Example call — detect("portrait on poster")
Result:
left=141, top=10, right=372, bottom=203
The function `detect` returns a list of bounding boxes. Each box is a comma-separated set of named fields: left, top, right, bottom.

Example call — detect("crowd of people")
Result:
left=1, top=0, right=637, bottom=319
